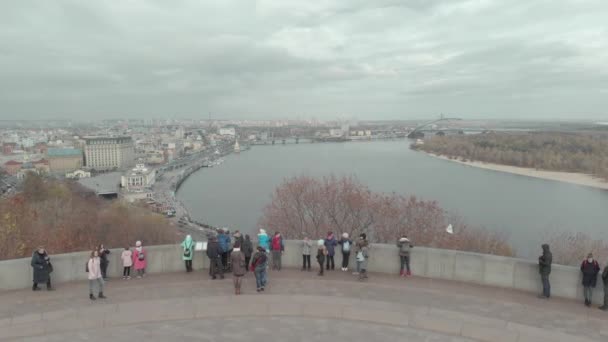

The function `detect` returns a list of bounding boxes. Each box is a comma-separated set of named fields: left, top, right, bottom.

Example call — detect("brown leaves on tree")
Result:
left=0, top=174, right=176, bottom=260
left=259, top=175, right=514, bottom=256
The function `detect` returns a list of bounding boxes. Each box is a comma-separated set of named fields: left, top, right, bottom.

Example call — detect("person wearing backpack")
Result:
left=251, top=246, right=268, bottom=292
left=580, top=253, right=600, bottom=307
left=270, top=232, right=284, bottom=271
left=181, top=235, right=194, bottom=273
left=338, top=233, right=352, bottom=272
left=121, top=246, right=133, bottom=280
left=397, top=236, right=414, bottom=277
left=87, top=249, right=106, bottom=300
left=231, top=242, right=246, bottom=295
left=600, top=262, right=608, bottom=311
left=132, top=241, right=147, bottom=279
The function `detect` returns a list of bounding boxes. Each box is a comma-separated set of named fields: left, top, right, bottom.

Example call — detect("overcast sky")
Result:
left=1, top=0, right=607, bottom=121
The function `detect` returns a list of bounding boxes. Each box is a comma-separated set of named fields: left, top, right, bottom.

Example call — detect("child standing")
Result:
left=302, top=236, right=312, bottom=271
left=316, top=239, right=328, bottom=276
left=121, top=246, right=133, bottom=279
left=357, top=244, right=369, bottom=281
left=354, top=233, right=369, bottom=277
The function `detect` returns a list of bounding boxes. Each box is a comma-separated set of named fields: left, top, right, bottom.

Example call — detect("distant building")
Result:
left=47, top=148, right=83, bottom=173
left=145, top=150, right=165, bottom=165
left=16, top=162, right=44, bottom=180
left=2, top=143, right=16, bottom=156
left=66, top=169, right=91, bottom=179
left=329, top=129, right=343, bottom=137
left=3, top=160, right=22, bottom=175
left=219, top=127, right=236, bottom=136
left=121, top=164, right=156, bottom=192
left=84, top=136, right=135, bottom=171
left=33, top=142, right=48, bottom=155
left=33, top=159, right=49, bottom=174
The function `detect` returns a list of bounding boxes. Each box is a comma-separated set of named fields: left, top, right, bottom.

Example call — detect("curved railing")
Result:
left=0, top=240, right=600, bottom=304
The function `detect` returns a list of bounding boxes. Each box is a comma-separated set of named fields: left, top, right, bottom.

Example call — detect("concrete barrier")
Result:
left=0, top=240, right=604, bottom=305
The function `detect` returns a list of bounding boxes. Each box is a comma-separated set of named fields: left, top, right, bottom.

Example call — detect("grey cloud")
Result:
left=0, top=0, right=607, bottom=120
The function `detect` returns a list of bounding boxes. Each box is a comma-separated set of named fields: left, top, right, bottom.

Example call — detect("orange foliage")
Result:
left=0, top=174, right=176, bottom=260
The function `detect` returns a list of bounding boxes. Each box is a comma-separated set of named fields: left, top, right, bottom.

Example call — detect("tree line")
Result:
left=0, top=173, right=176, bottom=260
left=414, top=132, right=608, bottom=181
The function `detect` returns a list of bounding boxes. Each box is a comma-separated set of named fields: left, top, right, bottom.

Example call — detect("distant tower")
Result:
left=234, top=139, right=240, bottom=153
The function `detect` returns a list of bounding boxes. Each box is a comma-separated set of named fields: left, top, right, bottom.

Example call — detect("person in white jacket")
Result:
left=88, top=249, right=106, bottom=301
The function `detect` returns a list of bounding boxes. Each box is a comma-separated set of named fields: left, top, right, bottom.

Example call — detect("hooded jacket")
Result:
left=218, top=232, right=231, bottom=253
left=581, top=259, right=600, bottom=287
left=324, top=233, right=338, bottom=256
left=181, top=235, right=194, bottom=261
left=258, top=230, right=270, bottom=251
left=538, top=244, right=552, bottom=276
left=242, top=236, right=254, bottom=258
left=397, top=238, right=413, bottom=256
left=31, top=251, right=52, bottom=283
left=206, top=238, right=221, bottom=260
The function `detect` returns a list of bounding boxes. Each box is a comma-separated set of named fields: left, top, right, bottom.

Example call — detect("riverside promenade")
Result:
left=1, top=270, right=607, bottom=341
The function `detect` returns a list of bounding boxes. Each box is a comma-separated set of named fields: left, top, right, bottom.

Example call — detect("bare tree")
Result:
left=259, top=175, right=514, bottom=256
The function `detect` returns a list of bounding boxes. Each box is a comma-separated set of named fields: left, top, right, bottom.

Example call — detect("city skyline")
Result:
left=1, top=1, right=607, bottom=121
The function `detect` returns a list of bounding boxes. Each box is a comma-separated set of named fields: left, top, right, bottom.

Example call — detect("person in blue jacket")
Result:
left=217, top=228, right=232, bottom=271
left=258, top=229, right=270, bottom=252
left=324, top=231, right=338, bottom=271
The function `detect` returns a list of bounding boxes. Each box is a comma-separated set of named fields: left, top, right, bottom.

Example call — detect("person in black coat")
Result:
left=580, top=253, right=600, bottom=307
left=538, top=244, right=552, bottom=299
left=242, top=234, right=254, bottom=271
left=31, top=247, right=53, bottom=291
left=98, top=244, right=111, bottom=280
left=599, top=264, right=608, bottom=311
left=206, top=236, right=224, bottom=279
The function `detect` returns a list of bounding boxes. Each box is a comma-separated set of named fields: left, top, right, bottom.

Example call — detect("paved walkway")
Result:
left=0, top=269, right=606, bottom=341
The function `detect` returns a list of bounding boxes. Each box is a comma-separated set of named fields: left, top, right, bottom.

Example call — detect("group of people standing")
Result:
left=305, top=232, right=371, bottom=280
left=86, top=241, right=147, bottom=300
left=537, top=244, right=608, bottom=310
left=30, top=235, right=608, bottom=310
left=204, top=230, right=266, bottom=294
left=30, top=241, right=148, bottom=301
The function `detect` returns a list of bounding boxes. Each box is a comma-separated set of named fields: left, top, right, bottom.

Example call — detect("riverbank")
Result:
left=425, top=152, right=608, bottom=190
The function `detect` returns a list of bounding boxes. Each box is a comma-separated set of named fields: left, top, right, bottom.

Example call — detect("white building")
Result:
left=329, top=129, right=343, bottom=137
left=84, top=136, right=135, bottom=171
left=66, top=169, right=91, bottom=179
left=121, top=164, right=156, bottom=192
left=219, top=127, right=236, bottom=136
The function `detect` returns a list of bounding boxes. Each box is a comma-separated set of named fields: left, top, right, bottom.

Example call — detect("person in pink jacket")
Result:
left=132, top=241, right=147, bottom=278
left=87, top=249, right=106, bottom=300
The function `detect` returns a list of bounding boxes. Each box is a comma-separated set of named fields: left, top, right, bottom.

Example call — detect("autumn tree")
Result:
left=259, top=175, right=514, bottom=256
left=0, top=174, right=176, bottom=260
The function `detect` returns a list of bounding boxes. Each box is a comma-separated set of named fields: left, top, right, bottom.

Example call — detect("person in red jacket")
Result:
left=270, top=232, right=284, bottom=271
left=581, top=253, right=601, bottom=307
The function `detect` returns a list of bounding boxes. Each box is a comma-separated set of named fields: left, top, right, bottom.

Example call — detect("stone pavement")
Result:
left=0, top=269, right=606, bottom=341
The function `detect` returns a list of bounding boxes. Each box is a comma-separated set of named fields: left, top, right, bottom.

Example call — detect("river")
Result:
left=177, top=140, right=608, bottom=257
